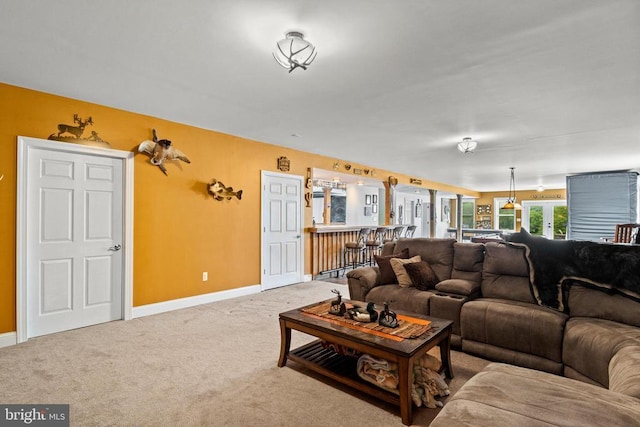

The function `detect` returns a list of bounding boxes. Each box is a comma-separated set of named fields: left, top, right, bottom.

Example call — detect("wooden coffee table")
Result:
left=278, top=300, right=453, bottom=425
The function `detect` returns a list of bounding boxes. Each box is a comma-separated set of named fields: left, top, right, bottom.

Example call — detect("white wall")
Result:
left=346, top=184, right=380, bottom=226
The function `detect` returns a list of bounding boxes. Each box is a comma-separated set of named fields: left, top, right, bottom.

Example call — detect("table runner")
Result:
left=301, top=301, right=432, bottom=341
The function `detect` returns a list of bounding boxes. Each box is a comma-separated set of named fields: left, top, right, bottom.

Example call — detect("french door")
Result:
left=521, top=201, right=568, bottom=240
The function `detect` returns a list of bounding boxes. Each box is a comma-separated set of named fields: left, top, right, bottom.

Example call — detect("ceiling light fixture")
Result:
left=457, top=137, right=478, bottom=153
left=502, top=167, right=522, bottom=210
left=273, top=31, right=317, bottom=73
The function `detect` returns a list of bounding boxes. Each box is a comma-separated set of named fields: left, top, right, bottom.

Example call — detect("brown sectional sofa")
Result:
left=346, top=237, right=640, bottom=425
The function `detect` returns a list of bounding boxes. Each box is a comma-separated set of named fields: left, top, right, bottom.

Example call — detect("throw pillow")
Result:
left=405, top=261, right=439, bottom=290
left=375, top=248, right=410, bottom=284
left=390, top=255, right=422, bottom=287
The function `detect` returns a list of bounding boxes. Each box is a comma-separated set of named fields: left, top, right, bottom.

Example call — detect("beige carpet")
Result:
left=0, top=281, right=489, bottom=426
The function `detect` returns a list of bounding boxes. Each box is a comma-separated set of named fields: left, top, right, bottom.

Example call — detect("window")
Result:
left=461, top=200, right=475, bottom=228
left=495, top=198, right=515, bottom=231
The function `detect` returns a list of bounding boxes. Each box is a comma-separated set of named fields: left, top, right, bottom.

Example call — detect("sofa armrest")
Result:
left=435, top=278, right=481, bottom=298
left=346, top=266, right=381, bottom=301
left=609, top=345, right=640, bottom=399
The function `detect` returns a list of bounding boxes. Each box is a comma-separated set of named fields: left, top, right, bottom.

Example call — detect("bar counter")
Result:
left=308, top=225, right=395, bottom=277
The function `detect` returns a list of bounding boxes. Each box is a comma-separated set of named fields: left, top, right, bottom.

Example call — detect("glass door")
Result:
left=522, top=201, right=568, bottom=239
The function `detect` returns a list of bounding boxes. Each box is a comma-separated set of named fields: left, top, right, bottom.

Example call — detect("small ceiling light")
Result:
left=502, top=167, right=522, bottom=210
left=273, top=31, right=317, bottom=73
left=537, top=185, right=545, bottom=192
left=457, top=137, right=478, bottom=154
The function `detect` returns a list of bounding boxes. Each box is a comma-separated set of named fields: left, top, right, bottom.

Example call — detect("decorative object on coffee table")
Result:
left=329, top=289, right=346, bottom=316
left=346, top=301, right=378, bottom=323
left=379, top=301, right=399, bottom=328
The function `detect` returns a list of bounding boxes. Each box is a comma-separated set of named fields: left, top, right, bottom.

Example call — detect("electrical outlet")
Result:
left=202, top=272, right=208, bottom=281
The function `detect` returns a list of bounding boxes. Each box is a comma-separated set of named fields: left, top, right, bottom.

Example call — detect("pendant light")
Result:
left=502, top=167, right=521, bottom=210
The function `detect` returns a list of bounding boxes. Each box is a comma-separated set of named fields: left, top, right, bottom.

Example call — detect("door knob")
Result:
left=109, top=244, right=122, bottom=251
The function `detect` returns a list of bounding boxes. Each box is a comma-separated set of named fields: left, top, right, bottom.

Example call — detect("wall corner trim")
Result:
left=131, top=285, right=262, bottom=319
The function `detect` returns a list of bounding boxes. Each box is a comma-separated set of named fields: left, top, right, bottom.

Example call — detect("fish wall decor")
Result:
left=208, top=179, right=243, bottom=201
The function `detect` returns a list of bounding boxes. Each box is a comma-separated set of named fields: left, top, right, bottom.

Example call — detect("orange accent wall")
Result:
left=0, top=82, right=480, bottom=334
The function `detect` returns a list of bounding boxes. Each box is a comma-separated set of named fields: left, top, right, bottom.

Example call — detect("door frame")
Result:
left=260, top=170, right=304, bottom=289
left=16, top=136, right=134, bottom=343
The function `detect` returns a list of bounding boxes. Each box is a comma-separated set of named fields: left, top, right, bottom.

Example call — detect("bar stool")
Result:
left=384, top=225, right=405, bottom=243
left=343, top=228, right=371, bottom=275
left=366, top=227, right=387, bottom=265
left=405, top=225, right=417, bottom=238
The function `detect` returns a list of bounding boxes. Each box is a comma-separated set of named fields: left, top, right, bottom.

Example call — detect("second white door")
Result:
left=261, top=171, right=303, bottom=290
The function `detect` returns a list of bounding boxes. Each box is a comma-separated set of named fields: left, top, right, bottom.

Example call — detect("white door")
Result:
left=25, top=145, right=124, bottom=338
left=522, top=200, right=568, bottom=240
left=261, top=171, right=303, bottom=290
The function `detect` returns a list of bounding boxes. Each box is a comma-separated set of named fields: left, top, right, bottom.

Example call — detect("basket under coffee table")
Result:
left=278, top=299, right=453, bottom=425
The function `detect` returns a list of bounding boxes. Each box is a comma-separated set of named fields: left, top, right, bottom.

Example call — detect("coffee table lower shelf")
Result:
left=288, top=339, right=400, bottom=406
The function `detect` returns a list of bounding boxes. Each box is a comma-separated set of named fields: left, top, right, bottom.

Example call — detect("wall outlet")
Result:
left=202, top=272, right=208, bottom=281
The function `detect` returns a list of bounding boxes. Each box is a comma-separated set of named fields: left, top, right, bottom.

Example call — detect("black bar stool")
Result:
left=343, top=228, right=371, bottom=275
left=366, top=227, right=387, bottom=265
left=405, top=225, right=417, bottom=238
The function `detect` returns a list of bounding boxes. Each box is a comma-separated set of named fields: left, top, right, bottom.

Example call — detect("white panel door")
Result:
left=26, top=147, right=123, bottom=338
left=261, top=172, right=303, bottom=290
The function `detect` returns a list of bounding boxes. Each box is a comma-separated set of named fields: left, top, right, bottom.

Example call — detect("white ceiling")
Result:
left=1, top=0, right=639, bottom=192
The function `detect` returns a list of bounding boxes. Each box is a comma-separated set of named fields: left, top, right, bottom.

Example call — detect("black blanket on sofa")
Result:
left=505, top=229, right=640, bottom=310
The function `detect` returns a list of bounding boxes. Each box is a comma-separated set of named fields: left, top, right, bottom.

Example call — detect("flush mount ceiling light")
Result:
left=457, top=137, right=478, bottom=153
left=273, top=31, right=317, bottom=73
left=502, top=167, right=522, bottom=210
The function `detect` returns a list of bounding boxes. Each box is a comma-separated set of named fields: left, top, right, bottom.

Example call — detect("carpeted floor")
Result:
left=0, top=281, right=489, bottom=426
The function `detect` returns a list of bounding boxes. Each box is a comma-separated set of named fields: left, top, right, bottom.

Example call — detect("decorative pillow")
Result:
left=390, top=255, right=422, bottom=287
left=404, top=261, right=439, bottom=290
left=374, top=248, right=410, bottom=284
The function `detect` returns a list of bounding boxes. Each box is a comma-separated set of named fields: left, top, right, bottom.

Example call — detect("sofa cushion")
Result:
left=435, top=279, right=477, bottom=295
left=430, top=363, right=640, bottom=427
left=609, top=345, right=640, bottom=399
left=481, top=243, right=535, bottom=303
left=461, top=299, right=567, bottom=365
left=374, top=248, right=409, bottom=284
left=394, top=238, right=455, bottom=281
left=365, top=284, right=433, bottom=316
left=567, top=284, right=640, bottom=328
left=563, top=317, right=640, bottom=387
left=451, top=242, right=484, bottom=284
left=404, top=260, right=439, bottom=290
left=390, top=255, right=421, bottom=287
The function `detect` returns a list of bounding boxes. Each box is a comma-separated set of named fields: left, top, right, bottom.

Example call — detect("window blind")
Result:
left=566, top=171, right=638, bottom=241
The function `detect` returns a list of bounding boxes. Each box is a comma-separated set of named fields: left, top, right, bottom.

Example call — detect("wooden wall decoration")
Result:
left=47, top=113, right=111, bottom=147
left=277, top=156, right=290, bottom=171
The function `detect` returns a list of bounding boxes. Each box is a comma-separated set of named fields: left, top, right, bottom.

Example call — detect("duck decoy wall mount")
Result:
left=138, top=129, right=191, bottom=175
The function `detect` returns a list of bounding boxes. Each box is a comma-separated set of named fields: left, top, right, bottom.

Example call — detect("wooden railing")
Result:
left=308, top=226, right=395, bottom=277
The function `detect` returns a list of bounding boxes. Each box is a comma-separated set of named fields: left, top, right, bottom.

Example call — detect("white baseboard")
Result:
left=0, top=331, right=17, bottom=348
left=131, top=284, right=262, bottom=319
left=303, top=274, right=313, bottom=282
